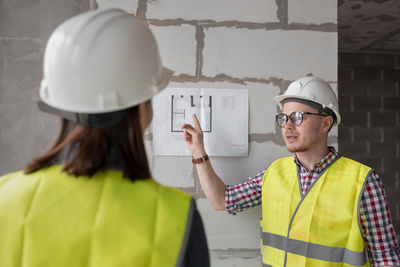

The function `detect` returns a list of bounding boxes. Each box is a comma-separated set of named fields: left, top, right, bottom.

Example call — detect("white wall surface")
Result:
left=0, top=0, right=91, bottom=175
left=97, top=1, right=339, bottom=266
left=146, top=0, right=279, bottom=23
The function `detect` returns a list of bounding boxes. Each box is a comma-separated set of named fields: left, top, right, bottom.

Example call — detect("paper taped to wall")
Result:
left=152, top=88, right=248, bottom=156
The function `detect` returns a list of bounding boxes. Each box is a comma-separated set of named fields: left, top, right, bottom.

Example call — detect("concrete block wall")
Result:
left=96, top=1, right=338, bottom=266
left=0, top=0, right=92, bottom=174
left=338, top=52, right=400, bottom=235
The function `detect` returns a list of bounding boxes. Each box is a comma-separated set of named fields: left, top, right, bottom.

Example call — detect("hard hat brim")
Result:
left=40, top=66, right=174, bottom=115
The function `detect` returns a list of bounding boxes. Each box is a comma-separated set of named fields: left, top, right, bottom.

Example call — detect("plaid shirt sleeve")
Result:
left=225, top=168, right=266, bottom=215
left=360, top=171, right=400, bottom=266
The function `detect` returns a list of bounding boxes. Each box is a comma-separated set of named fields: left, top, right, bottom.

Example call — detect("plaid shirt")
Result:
left=225, top=147, right=400, bottom=266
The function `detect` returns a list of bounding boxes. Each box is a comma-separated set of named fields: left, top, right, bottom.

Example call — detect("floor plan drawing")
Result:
left=153, top=87, right=248, bottom=156
left=171, top=94, right=212, bottom=132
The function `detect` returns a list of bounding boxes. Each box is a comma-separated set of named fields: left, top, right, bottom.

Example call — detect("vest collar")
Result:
left=294, top=146, right=339, bottom=174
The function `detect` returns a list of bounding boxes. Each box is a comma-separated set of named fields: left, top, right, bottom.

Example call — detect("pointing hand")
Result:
left=181, top=114, right=206, bottom=157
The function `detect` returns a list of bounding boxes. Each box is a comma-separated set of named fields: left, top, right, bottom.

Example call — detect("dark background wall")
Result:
left=339, top=52, right=400, bottom=232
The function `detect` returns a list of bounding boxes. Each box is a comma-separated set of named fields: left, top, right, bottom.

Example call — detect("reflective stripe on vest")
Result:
left=261, top=232, right=368, bottom=266
left=260, top=156, right=372, bottom=267
left=0, top=165, right=193, bottom=267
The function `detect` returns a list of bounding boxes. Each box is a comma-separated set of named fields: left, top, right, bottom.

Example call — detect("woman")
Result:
left=0, top=9, right=209, bottom=267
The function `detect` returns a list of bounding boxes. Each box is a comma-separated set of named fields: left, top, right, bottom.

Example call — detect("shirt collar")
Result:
left=294, top=146, right=339, bottom=174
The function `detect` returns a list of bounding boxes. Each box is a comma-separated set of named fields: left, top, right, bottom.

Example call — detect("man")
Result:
left=182, top=76, right=400, bottom=267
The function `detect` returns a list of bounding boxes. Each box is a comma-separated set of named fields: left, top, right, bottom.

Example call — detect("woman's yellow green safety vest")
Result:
left=261, top=156, right=372, bottom=267
left=0, top=165, right=193, bottom=267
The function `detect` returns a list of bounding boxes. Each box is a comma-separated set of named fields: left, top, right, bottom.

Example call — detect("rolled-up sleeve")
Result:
left=359, top=171, right=400, bottom=266
left=225, top=168, right=266, bottom=215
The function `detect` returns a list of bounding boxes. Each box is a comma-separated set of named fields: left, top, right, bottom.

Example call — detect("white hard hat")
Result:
left=274, top=77, right=341, bottom=126
left=39, top=8, right=172, bottom=123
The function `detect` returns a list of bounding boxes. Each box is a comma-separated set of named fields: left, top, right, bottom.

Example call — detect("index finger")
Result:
left=192, top=114, right=202, bottom=131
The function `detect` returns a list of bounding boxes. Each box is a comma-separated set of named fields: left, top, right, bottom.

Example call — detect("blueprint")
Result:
left=171, top=94, right=212, bottom=133
left=152, top=87, right=248, bottom=157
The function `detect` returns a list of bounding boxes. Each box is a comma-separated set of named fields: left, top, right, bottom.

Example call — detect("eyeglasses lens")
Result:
left=292, top=112, right=303, bottom=126
left=276, top=112, right=304, bottom=127
left=276, top=114, right=288, bottom=127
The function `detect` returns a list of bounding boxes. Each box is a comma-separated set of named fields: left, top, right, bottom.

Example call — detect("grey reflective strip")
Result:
left=176, top=199, right=195, bottom=267
left=262, top=232, right=368, bottom=266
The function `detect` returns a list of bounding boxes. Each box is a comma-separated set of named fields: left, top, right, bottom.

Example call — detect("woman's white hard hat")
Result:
left=39, top=8, right=173, bottom=115
left=274, top=76, right=341, bottom=126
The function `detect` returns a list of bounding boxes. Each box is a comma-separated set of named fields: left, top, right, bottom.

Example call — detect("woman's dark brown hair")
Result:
left=24, top=105, right=151, bottom=182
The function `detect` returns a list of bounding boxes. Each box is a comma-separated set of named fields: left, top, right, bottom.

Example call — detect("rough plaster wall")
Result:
left=339, top=0, right=400, bottom=52
left=96, top=0, right=338, bottom=265
left=0, top=0, right=93, bottom=175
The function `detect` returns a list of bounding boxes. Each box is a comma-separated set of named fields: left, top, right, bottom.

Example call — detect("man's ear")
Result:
left=323, top=116, right=334, bottom=132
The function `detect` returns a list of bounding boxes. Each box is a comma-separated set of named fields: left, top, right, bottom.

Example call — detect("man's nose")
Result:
left=283, top=118, right=295, bottom=129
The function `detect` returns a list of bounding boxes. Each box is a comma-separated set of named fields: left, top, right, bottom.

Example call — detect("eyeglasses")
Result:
left=276, top=111, right=327, bottom=128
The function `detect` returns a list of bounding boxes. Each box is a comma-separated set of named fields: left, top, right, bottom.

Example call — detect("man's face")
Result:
left=281, top=101, right=327, bottom=153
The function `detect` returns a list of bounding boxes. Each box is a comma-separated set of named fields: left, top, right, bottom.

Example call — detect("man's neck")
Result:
left=295, top=146, right=330, bottom=171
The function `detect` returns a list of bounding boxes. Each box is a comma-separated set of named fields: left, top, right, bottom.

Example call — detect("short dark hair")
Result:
left=24, top=105, right=151, bottom=182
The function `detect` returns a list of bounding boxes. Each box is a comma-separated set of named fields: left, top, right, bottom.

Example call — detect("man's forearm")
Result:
left=195, top=159, right=226, bottom=210
left=182, top=115, right=226, bottom=210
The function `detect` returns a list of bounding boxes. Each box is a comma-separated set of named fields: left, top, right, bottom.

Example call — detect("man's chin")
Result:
left=285, top=144, right=306, bottom=153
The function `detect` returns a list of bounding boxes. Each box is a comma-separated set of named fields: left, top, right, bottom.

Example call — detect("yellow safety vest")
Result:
left=0, top=165, right=193, bottom=267
left=261, top=156, right=372, bottom=267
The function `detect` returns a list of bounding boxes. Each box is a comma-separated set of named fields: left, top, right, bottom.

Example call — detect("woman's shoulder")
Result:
left=146, top=179, right=193, bottom=202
